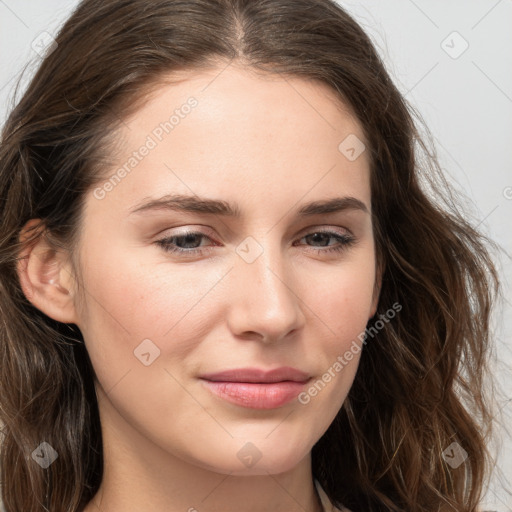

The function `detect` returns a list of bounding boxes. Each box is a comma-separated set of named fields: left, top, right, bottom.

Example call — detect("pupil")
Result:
left=309, top=233, right=329, bottom=247
left=180, top=234, right=200, bottom=248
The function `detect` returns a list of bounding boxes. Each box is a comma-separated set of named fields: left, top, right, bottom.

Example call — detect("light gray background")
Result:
left=0, top=1, right=510, bottom=510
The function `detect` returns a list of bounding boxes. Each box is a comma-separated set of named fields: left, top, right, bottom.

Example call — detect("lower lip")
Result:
left=200, top=379, right=309, bottom=409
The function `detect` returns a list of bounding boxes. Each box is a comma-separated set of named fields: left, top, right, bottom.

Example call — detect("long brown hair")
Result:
left=0, top=0, right=500, bottom=510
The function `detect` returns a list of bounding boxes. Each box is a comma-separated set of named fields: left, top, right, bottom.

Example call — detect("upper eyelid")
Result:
left=159, top=224, right=353, bottom=238
left=157, top=226, right=353, bottom=247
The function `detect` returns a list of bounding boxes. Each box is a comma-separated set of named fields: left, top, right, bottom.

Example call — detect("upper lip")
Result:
left=200, top=366, right=311, bottom=383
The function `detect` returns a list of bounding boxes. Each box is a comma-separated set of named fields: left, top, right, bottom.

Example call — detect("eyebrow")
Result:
left=129, top=194, right=369, bottom=217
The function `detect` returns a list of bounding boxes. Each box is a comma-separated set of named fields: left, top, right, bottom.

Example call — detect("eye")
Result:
left=155, top=230, right=215, bottom=256
left=154, top=229, right=356, bottom=257
left=295, top=230, right=356, bottom=255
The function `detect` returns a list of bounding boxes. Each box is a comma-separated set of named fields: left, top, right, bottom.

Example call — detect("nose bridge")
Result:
left=229, top=233, right=304, bottom=339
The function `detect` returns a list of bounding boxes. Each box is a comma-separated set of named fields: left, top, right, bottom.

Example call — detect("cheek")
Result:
left=74, top=253, right=215, bottom=444
left=303, top=253, right=377, bottom=344
left=288, top=254, right=375, bottom=406
left=75, top=248, right=227, bottom=379
left=331, top=276, right=375, bottom=344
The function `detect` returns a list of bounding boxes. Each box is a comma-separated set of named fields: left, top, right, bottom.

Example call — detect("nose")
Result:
left=226, top=236, right=306, bottom=344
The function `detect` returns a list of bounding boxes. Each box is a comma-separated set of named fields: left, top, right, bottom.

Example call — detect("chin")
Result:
left=185, top=438, right=310, bottom=476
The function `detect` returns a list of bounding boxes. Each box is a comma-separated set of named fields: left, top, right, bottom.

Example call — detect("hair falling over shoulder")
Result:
left=0, top=0, right=501, bottom=510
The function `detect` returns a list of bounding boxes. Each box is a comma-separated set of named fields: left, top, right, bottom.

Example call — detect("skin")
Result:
left=18, top=61, right=380, bottom=512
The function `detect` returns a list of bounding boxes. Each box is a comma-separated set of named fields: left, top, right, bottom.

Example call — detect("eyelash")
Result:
left=154, top=229, right=356, bottom=257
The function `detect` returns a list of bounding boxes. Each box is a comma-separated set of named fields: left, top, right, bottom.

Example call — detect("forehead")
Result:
left=120, top=64, right=364, bottom=144
left=89, top=63, right=371, bottom=220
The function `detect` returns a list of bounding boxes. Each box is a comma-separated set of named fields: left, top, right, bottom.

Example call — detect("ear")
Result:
left=369, top=259, right=384, bottom=318
left=17, top=219, right=79, bottom=325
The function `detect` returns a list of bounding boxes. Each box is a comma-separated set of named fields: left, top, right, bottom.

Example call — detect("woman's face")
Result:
left=72, top=63, right=379, bottom=475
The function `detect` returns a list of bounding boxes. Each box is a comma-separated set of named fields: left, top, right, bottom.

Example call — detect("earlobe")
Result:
left=17, top=219, right=79, bottom=325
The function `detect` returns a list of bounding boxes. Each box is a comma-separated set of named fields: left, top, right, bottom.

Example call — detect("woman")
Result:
left=0, top=0, right=500, bottom=511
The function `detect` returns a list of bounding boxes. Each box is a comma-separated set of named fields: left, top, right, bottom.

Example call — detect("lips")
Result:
left=199, top=367, right=312, bottom=409
left=199, top=366, right=311, bottom=384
